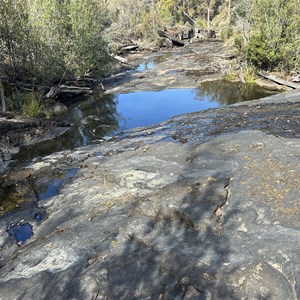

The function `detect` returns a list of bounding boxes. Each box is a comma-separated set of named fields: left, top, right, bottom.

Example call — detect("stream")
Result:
left=14, top=79, right=276, bottom=161
left=1, top=59, right=278, bottom=244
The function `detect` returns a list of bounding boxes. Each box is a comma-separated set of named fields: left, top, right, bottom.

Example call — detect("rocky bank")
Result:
left=0, top=40, right=288, bottom=167
left=0, top=88, right=299, bottom=299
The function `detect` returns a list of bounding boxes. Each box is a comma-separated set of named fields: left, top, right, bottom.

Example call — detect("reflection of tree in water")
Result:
left=153, top=53, right=171, bottom=64
left=64, top=93, right=119, bottom=146
left=15, top=94, right=120, bottom=161
left=195, top=80, right=275, bottom=105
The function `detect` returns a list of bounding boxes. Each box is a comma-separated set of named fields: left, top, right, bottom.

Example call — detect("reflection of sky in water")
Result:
left=136, top=54, right=172, bottom=71
left=7, top=223, right=33, bottom=245
left=116, top=89, right=220, bottom=129
left=39, top=168, right=78, bottom=200
left=137, top=61, right=155, bottom=71
left=14, top=82, right=276, bottom=161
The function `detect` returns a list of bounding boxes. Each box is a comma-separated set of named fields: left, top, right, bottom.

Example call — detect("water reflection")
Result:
left=137, top=54, right=171, bottom=71
left=137, top=61, right=155, bottom=71
left=115, top=82, right=276, bottom=130
left=196, top=80, right=275, bottom=105
left=14, top=80, right=277, bottom=161
left=62, top=94, right=119, bottom=145
left=7, top=223, right=33, bottom=246
left=14, top=94, right=119, bottom=160
left=115, top=89, right=220, bottom=130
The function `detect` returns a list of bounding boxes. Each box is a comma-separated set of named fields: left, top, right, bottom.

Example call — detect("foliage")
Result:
left=0, top=0, right=112, bottom=85
left=1, top=0, right=298, bottom=91
left=67, top=0, right=112, bottom=77
left=233, top=35, right=244, bottom=54
left=106, top=0, right=228, bottom=45
left=220, top=26, right=233, bottom=40
left=245, top=35, right=278, bottom=70
left=21, top=92, right=44, bottom=118
left=238, top=0, right=300, bottom=71
left=242, top=65, right=257, bottom=83
left=223, top=73, right=237, bottom=81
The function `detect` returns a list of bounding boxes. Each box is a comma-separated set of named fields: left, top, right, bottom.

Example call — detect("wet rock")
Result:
left=104, top=41, right=232, bottom=94
left=53, top=102, right=68, bottom=114
left=6, top=222, right=33, bottom=246
left=0, top=92, right=299, bottom=299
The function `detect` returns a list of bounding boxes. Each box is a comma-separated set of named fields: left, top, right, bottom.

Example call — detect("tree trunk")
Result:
left=207, top=7, right=210, bottom=30
left=0, top=78, right=6, bottom=113
left=205, top=0, right=211, bottom=29
left=158, top=31, right=185, bottom=47
left=183, top=11, right=196, bottom=24
left=228, top=0, right=231, bottom=24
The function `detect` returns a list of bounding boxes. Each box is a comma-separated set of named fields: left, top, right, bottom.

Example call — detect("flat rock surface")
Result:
left=0, top=90, right=299, bottom=299
left=104, top=40, right=236, bottom=94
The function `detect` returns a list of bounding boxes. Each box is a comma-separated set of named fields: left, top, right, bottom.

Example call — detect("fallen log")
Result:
left=183, top=12, right=196, bottom=25
left=158, top=30, right=185, bottom=47
left=258, top=71, right=300, bottom=89
left=46, top=85, right=92, bottom=98
left=109, top=53, right=129, bottom=64
left=121, top=44, right=139, bottom=52
left=69, top=77, right=105, bottom=90
left=193, top=28, right=216, bottom=40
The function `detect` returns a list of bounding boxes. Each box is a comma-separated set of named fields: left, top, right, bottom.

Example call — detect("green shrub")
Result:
left=242, top=65, right=257, bottom=83
left=223, top=73, right=237, bottom=81
left=220, top=26, right=233, bottom=41
left=233, top=35, right=244, bottom=53
left=21, top=92, right=44, bottom=118
left=245, top=35, right=281, bottom=70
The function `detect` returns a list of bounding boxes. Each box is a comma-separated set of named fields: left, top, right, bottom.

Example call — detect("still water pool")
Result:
left=116, top=88, right=220, bottom=129
left=15, top=80, right=277, bottom=160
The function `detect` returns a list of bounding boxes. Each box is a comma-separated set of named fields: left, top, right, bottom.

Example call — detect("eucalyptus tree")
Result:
left=28, top=0, right=112, bottom=80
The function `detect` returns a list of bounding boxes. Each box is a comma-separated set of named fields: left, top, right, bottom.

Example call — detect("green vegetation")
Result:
left=21, top=92, right=43, bottom=118
left=87, top=0, right=300, bottom=74
left=223, top=73, right=237, bottom=81
left=0, top=0, right=299, bottom=114
left=242, top=66, right=257, bottom=84
left=5, top=91, right=49, bottom=118
left=0, top=0, right=113, bottom=113
left=0, top=0, right=112, bottom=84
left=234, top=0, right=300, bottom=72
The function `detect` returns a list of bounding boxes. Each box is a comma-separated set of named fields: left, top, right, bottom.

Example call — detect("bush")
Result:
left=21, top=93, right=44, bottom=118
left=242, top=65, right=257, bottom=83
left=245, top=35, right=281, bottom=70
left=233, top=35, right=244, bottom=53
left=0, top=0, right=112, bottom=85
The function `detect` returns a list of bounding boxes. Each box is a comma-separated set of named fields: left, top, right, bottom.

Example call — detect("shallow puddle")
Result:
left=7, top=223, right=33, bottom=246
left=136, top=54, right=171, bottom=71
left=0, top=168, right=78, bottom=216
left=1, top=167, right=78, bottom=245
left=38, top=168, right=78, bottom=201
left=116, top=88, right=220, bottom=129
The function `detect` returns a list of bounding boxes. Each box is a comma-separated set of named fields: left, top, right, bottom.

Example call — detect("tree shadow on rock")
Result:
left=103, top=168, right=240, bottom=299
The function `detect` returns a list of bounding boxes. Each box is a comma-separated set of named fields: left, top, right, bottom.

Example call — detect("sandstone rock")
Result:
left=0, top=91, right=299, bottom=299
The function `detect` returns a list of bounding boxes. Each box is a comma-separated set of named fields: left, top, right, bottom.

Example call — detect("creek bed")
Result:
left=0, top=79, right=277, bottom=231
left=14, top=80, right=277, bottom=161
